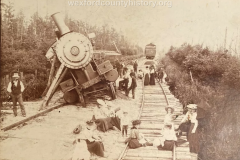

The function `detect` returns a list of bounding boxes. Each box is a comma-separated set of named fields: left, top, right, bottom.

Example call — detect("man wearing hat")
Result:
left=7, top=73, right=26, bottom=117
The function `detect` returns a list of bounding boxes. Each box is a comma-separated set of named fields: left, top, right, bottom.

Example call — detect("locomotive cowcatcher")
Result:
left=40, top=12, right=118, bottom=110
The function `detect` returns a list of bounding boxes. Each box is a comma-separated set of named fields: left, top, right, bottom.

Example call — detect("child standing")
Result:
left=121, top=111, right=130, bottom=137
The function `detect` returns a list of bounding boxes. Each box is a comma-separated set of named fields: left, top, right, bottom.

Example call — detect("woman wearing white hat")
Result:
left=7, top=73, right=26, bottom=117
left=177, top=104, right=199, bottom=159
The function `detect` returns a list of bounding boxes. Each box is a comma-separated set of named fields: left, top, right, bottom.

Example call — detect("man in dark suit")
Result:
left=126, top=72, right=137, bottom=99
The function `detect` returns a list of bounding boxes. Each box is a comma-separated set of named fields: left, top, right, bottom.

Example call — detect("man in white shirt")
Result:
left=7, top=73, right=26, bottom=117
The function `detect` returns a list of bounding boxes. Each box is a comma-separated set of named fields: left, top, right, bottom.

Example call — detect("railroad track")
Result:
left=118, top=78, right=192, bottom=160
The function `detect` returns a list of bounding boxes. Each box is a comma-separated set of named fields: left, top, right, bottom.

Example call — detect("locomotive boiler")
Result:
left=40, top=12, right=118, bottom=109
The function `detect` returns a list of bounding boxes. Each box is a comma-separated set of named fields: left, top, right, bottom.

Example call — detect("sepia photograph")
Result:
left=0, top=0, right=240, bottom=159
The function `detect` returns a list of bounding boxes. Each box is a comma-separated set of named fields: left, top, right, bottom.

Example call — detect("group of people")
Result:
left=124, top=104, right=200, bottom=160
left=156, top=67, right=167, bottom=84
left=144, top=65, right=156, bottom=86
left=118, top=64, right=138, bottom=99
left=72, top=98, right=125, bottom=159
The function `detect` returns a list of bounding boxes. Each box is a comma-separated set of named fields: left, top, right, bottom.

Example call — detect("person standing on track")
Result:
left=149, top=65, right=155, bottom=85
left=144, top=66, right=150, bottom=86
left=7, top=73, right=26, bottom=117
left=162, top=69, right=167, bottom=84
left=126, top=72, right=137, bottom=99
left=158, top=68, right=164, bottom=83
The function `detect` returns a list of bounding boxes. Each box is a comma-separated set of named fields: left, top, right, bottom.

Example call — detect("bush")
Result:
left=161, top=44, right=240, bottom=160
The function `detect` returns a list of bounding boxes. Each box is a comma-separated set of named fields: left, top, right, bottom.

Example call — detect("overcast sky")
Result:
left=4, top=0, right=240, bottom=54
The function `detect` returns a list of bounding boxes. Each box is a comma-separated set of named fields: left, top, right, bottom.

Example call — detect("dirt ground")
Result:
left=0, top=74, right=143, bottom=160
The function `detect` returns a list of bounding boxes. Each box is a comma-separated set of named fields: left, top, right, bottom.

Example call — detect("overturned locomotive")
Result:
left=40, top=12, right=118, bottom=109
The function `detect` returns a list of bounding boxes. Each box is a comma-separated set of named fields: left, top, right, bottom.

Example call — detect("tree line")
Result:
left=162, top=43, right=240, bottom=160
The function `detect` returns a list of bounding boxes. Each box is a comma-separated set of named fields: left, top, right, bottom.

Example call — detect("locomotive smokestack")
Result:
left=51, top=12, right=70, bottom=36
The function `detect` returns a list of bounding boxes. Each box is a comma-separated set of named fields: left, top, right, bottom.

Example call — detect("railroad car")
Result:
left=145, top=43, right=156, bottom=59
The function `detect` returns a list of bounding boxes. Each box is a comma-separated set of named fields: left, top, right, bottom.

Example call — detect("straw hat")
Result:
left=12, top=73, right=20, bottom=78
left=165, top=105, right=174, bottom=113
left=187, top=104, right=197, bottom=110
left=73, top=124, right=82, bottom=134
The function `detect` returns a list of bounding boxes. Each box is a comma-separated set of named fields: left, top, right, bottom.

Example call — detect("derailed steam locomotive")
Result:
left=40, top=12, right=118, bottom=109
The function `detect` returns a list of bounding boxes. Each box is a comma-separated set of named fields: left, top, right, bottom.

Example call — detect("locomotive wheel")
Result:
left=109, top=82, right=116, bottom=100
left=63, top=90, right=79, bottom=104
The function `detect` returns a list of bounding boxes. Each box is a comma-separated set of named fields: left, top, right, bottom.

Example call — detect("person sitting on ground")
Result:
left=92, top=99, right=114, bottom=132
left=126, top=120, right=152, bottom=148
left=105, top=100, right=121, bottom=131
left=73, top=123, right=107, bottom=158
left=158, top=122, right=177, bottom=151
left=163, top=105, right=175, bottom=130
left=91, top=99, right=121, bottom=132
left=126, top=72, right=137, bottom=99
left=176, top=104, right=197, bottom=139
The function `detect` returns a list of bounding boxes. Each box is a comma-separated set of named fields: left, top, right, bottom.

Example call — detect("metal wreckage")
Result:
left=40, top=12, right=119, bottom=110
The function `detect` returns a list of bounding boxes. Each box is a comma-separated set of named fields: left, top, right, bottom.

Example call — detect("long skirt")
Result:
left=144, top=74, right=150, bottom=86
left=95, top=117, right=113, bottom=132
left=149, top=73, right=155, bottom=85
left=86, top=140, right=104, bottom=157
left=157, top=140, right=175, bottom=151
left=188, top=123, right=199, bottom=153
left=111, top=116, right=121, bottom=130
left=128, top=138, right=142, bottom=149
left=179, top=121, right=191, bottom=140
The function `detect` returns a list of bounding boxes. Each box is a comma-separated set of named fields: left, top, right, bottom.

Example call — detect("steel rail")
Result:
left=1, top=103, right=65, bottom=131
left=118, top=70, right=174, bottom=160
